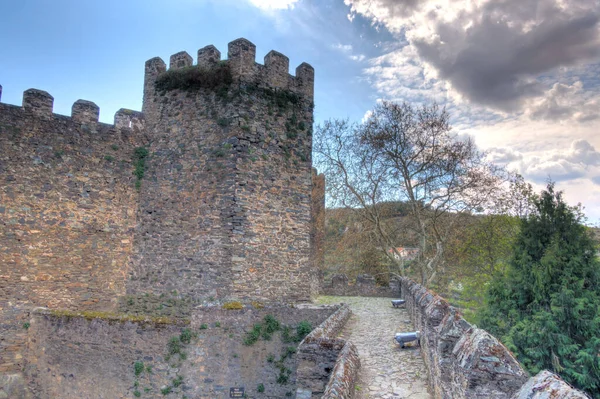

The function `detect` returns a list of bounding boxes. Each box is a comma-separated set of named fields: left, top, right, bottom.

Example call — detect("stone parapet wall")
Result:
left=399, top=277, right=589, bottom=399
left=22, top=305, right=335, bottom=398
left=296, top=304, right=360, bottom=399
left=322, top=273, right=400, bottom=297
left=320, top=341, right=360, bottom=399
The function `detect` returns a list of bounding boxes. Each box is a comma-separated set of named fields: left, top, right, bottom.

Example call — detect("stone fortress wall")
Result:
left=0, top=38, right=327, bottom=397
left=0, top=87, right=146, bottom=381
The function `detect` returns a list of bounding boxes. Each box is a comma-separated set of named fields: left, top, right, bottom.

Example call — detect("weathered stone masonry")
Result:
left=0, top=89, right=145, bottom=380
left=128, top=38, right=317, bottom=302
left=0, top=38, right=321, bottom=396
left=399, top=277, right=589, bottom=399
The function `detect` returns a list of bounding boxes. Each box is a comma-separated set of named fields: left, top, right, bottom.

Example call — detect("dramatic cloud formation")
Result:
left=345, top=0, right=600, bottom=112
left=344, top=0, right=600, bottom=221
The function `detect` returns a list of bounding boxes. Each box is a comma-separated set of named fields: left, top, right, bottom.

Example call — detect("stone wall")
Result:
left=24, top=305, right=335, bottom=398
left=0, top=93, right=145, bottom=380
left=322, top=273, right=400, bottom=297
left=128, top=38, right=317, bottom=302
left=311, top=169, right=325, bottom=292
left=1, top=37, right=321, bottom=396
left=399, top=277, right=589, bottom=399
left=296, top=304, right=360, bottom=399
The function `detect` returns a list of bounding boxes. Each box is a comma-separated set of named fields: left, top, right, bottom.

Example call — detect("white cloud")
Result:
left=248, top=0, right=299, bottom=10
left=332, top=43, right=367, bottom=63
left=525, top=81, right=600, bottom=122
left=345, top=0, right=600, bottom=113
left=332, top=43, right=353, bottom=52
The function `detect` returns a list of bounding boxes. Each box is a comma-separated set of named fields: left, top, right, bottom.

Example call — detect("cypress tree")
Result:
left=479, top=183, right=600, bottom=397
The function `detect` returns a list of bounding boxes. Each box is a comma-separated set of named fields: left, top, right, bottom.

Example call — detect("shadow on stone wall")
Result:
left=322, top=274, right=400, bottom=298
left=399, top=277, right=589, bottom=399
left=296, top=304, right=360, bottom=399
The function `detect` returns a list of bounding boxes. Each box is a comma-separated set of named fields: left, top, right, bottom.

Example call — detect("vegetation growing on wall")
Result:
left=47, top=309, right=188, bottom=326
left=133, top=147, right=149, bottom=189
left=155, top=63, right=233, bottom=93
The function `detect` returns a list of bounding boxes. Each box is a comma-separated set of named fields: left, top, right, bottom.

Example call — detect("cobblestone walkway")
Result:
left=317, top=296, right=431, bottom=399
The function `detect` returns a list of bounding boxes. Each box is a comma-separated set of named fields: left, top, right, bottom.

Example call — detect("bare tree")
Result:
left=315, top=101, right=505, bottom=286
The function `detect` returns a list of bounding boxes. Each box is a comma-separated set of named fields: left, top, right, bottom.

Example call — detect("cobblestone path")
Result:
left=317, top=296, right=431, bottom=399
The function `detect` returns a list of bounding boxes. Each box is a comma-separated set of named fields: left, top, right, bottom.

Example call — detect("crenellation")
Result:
left=22, top=88, right=54, bottom=117
left=114, top=108, right=145, bottom=132
left=197, top=45, right=221, bottom=67
left=144, top=56, right=167, bottom=77
left=71, top=99, right=99, bottom=124
left=169, top=50, right=193, bottom=70
left=295, top=63, right=315, bottom=99
left=227, top=38, right=257, bottom=80
left=264, top=50, right=291, bottom=89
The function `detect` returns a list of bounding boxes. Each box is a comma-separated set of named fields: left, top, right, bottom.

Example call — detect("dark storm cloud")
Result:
left=346, top=0, right=600, bottom=112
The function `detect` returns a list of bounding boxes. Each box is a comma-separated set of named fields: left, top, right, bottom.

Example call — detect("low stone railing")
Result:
left=296, top=304, right=361, bottom=399
left=399, top=277, right=589, bottom=399
left=322, top=273, right=400, bottom=297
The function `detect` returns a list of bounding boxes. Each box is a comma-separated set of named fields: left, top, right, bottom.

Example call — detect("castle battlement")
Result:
left=0, top=39, right=320, bottom=393
left=144, top=38, right=315, bottom=100
left=0, top=86, right=145, bottom=134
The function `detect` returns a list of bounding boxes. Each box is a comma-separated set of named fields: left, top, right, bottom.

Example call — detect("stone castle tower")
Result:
left=0, top=38, right=326, bottom=395
left=128, top=38, right=317, bottom=301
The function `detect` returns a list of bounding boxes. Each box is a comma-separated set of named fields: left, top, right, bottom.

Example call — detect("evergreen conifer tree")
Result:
left=479, top=183, right=600, bottom=397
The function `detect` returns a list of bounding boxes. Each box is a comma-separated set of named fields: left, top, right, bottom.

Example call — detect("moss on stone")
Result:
left=222, top=301, right=243, bottom=310
left=47, top=309, right=189, bottom=326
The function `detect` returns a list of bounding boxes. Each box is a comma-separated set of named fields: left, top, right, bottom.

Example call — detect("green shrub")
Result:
left=243, top=324, right=262, bottom=346
left=296, top=321, right=312, bottom=340
left=133, top=390, right=141, bottom=397
left=180, top=328, right=192, bottom=343
left=257, top=383, right=265, bottom=393
left=133, top=147, right=149, bottom=181
left=167, top=336, right=182, bottom=355
left=285, top=346, right=297, bottom=357
left=173, top=375, right=184, bottom=387
left=214, top=149, right=225, bottom=158
left=155, top=63, right=233, bottom=93
left=199, top=323, right=208, bottom=330
left=104, top=155, right=114, bottom=162
left=263, top=315, right=280, bottom=334
left=134, top=361, right=144, bottom=376
left=160, top=386, right=172, bottom=395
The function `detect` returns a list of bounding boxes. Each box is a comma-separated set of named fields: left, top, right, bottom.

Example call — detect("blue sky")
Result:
left=1, top=0, right=599, bottom=222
